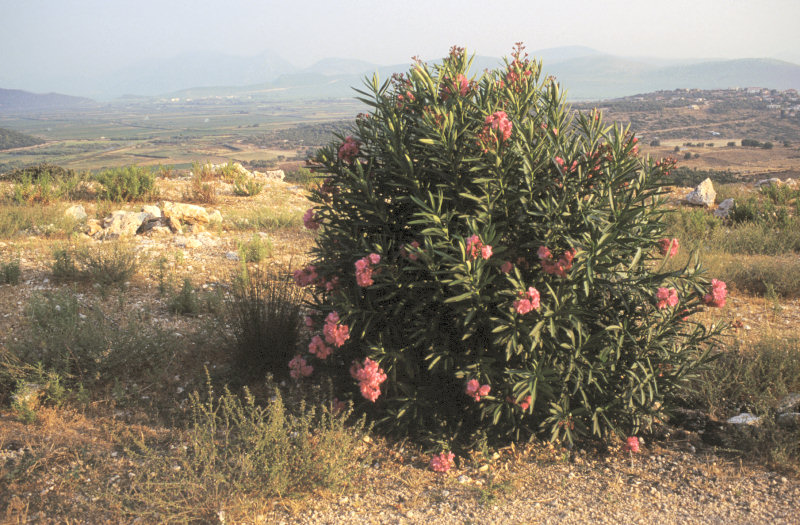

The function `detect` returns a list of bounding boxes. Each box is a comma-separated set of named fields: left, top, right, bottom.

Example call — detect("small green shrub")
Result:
left=51, top=245, right=80, bottom=282
left=237, top=233, right=272, bottom=263
left=227, top=265, right=304, bottom=379
left=185, top=166, right=217, bottom=204
left=301, top=45, right=726, bottom=447
left=168, top=278, right=201, bottom=316
left=1, top=259, right=21, bottom=284
left=10, top=171, right=62, bottom=204
left=81, top=241, right=138, bottom=287
left=232, top=174, right=264, bottom=196
left=51, top=241, right=138, bottom=287
left=93, top=165, right=158, bottom=202
left=12, top=289, right=171, bottom=387
left=124, top=384, right=368, bottom=522
left=216, top=160, right=240, bottom=182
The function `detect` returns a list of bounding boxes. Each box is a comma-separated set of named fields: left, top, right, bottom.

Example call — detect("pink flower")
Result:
left=486, top=111, right=512, bottom=142
left=302, top=208, right=320, bottom=230
left=656, top=287, right=679, bottom=309
left=441, top=74, right=470, bottom=99
left=293, top=265, right=318, bottom=287
left=350, top=358, right=387, bottom=402
left=430, top=451, right=455, bottom=473
left=355, top=253, right=381, bottom=287
left=658, top=238, right=679, bottom=257
left=465, top=379, right=491, bottom=401
left=323, top=311, right=350, bottom=347
left=466, top=235, right=492, bottom=260
left=338, top=136, right=359, bottom=163
left=519, top=395, right=532, bottom=411
left=513, top=286, right=541, bottom=315
left=625, top=436, right=640, bottom=453
left=401, top=240, right=421, bottom=261
left=288, top=355, right=313, bottom=380
left=308, top=335, right=332, bottom=360
left=477, top=111, right=513, bottom=152
left=540, top=247, right=576, bottom=278
left=500, top=260, right=513, bottom=274
left=304, top=315, right=314, bottom=328
left=703, top=279, right=727, bottom=308
left=324, top=276, right=340, bottom=291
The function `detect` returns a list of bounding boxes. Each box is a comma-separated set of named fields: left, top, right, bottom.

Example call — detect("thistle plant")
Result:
left=295, top=44, right=727, bottom=447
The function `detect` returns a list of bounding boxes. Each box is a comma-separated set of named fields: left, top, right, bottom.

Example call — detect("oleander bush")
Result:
left=294, top=45, right=728, bottom=447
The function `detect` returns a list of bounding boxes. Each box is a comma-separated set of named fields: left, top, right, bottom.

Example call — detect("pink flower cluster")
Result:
left=288, top=355, right=313, bottom=380
left=350, top=358, right=387, bottom=402
left=659, top=238, right=679, bottom=257
left=303, top=208, right=320, bottom=230
left=513, top=286, right=541, bottom=315
left=338, top=136, right=359, bottom=163
left=555, top=156, right=578, bottom=173
left=477, top=111, right=513, bottom=153
left=500, top=260, right=513, bottom=274
left=400, top=241, right=421, bottom=261
left=466, top=235, right=492, bottom=260
left=308, top=335, right=332, bottom=359
left=441, top=74, right=470, bottom=99
left=430, top=451, right=455, bottom=473
left=322, top=311, right=350, bottom=347
left=324, top=276, right=340, bottom=292
left=538, top=246, right=576, bottom=278
left=703, top=279, right=727, bottom=308
left=656, top=287, right=679, bottom=309
left=355, top=253, right=381, bottom=287
left=465, top=379, right=491, bottom=402
left=507, top=394, right=533, bottom=411
left=293, top=265, right=318, bottom=287
left=625, top=436, right=640, bottom=453
left=486, top=111, right=513, bottom=142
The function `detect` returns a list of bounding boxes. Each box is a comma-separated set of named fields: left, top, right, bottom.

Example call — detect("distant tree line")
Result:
left=741, top=139, right=774, bottom=149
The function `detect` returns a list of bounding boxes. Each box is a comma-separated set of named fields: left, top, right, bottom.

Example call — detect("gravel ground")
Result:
left=257, top=441, right=799, bottom=525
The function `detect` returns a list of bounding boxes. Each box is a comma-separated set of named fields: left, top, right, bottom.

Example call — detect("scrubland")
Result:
left=0, top=153, right=799, bottom=523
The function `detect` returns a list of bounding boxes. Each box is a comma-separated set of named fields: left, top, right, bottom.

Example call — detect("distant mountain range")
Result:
left=2, top=46, right=800, bottom=111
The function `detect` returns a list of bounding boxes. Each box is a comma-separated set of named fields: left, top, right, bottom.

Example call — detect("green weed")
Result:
left=123, top=383, right=369, bottom=522
left=1, top=259, right=21, bottom=284
left=237, top=233, right=272, bottom=263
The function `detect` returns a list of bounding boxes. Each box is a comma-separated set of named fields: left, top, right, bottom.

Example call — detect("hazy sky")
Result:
left=2, top=0, right=798, bottom=93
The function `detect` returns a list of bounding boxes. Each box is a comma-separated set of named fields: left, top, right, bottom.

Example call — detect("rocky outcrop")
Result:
left=162, top=201, right=213, bottom=225
left=714, top=198, right=735, bottom=218
left=684, top=178, right=716, bottom=207
left=64, top=204, right=87, bottom=222
left=87, top=203, right=221, bottom=241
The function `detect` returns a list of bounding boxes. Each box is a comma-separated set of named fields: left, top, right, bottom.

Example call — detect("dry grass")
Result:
left=2, top=158, right=800, bottom=522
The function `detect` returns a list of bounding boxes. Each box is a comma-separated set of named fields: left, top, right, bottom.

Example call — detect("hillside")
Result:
left=574, top=87, right=800, bottom=143
left=0, top=88, right=95, bottom=113
left=0, top=127, right=44, bottom=150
